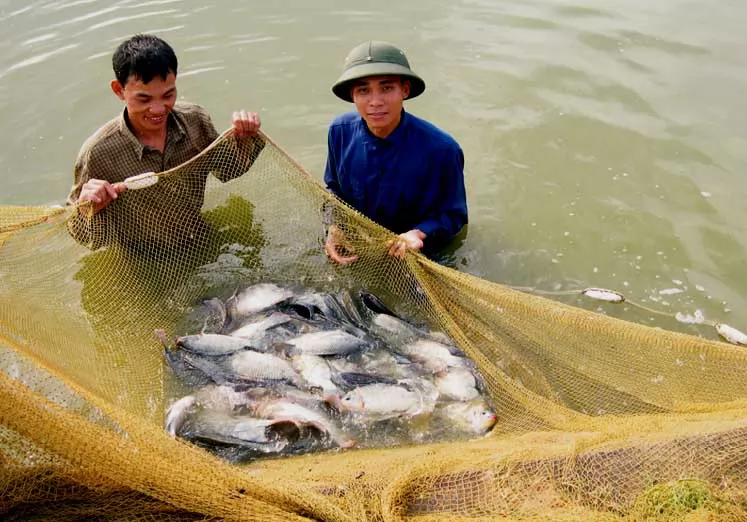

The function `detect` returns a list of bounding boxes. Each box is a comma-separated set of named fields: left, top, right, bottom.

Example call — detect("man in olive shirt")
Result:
left=67, top=34, right=265, bottom=252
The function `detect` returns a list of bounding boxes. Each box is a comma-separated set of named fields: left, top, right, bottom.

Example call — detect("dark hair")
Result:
left=112, top=34, right=178, bottom=86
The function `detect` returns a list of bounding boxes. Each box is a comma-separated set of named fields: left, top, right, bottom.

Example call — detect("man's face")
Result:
left=351, top=76, right=410, bottom=138
left=111, top=72, right=177, bottom=137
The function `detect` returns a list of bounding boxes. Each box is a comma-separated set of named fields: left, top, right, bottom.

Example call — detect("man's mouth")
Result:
left=146, top=115, right=166, bottom=125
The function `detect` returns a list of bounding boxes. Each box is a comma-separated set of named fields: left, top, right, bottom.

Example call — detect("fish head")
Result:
left=337, top=390, right=365, bottom=412
left=469, top=404, right=498, bottom=434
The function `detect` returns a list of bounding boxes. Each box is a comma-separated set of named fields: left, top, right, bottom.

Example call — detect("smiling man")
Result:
left=67, top=34, right=265, bottom=252
left=324, top=41, right=468, bottom=264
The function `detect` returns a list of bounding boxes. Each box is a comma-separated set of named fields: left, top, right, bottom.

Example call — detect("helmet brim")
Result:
left=331, top=62, right=426, bottom=103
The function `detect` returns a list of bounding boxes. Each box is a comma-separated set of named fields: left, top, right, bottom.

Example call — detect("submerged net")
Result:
left=1, top=130, right=746, bottom=521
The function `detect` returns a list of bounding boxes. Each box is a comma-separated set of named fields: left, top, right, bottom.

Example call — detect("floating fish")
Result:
left=283, top=329, right=367, bottom=357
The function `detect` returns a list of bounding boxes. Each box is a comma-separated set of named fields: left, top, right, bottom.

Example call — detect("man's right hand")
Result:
left=77, top=179, right=127, bottom=214
left=324, top=225, right=359, bottom=265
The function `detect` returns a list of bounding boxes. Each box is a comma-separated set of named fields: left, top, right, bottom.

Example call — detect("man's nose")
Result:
left=149, top=102, right=167, bottom=115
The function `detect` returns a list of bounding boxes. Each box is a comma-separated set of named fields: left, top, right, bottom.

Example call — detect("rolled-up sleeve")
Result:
left=65, top=149, right=115, bottom=250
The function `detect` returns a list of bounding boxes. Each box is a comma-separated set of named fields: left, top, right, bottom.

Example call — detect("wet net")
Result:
left=2, top=130, right=746, bottom=521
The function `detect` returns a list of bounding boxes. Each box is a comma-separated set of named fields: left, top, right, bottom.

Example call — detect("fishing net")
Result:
left=2, top=130, right=746, bottom=521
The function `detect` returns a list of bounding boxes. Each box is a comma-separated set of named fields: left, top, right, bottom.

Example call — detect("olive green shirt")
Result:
left=67, top=102, right=265, bottom=251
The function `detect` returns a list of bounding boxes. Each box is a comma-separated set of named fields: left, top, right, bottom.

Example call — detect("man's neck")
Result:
left=126, top=112, right=168, bottom=152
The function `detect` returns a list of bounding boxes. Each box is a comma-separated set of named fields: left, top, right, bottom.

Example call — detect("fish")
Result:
left=226, top=283, right=295, bottom=323
left=395, top=339, right=470, bottom=373
left=162, top=345, right=215, bottom=389
left=291, top=354, right=338, bottom=394
left=173, top=297, right=228, bottom=335
left=253, top=398, right=355, bottom=448
left=165, top=384, right=264, bottom=435
left=435, top=367, right=480, bottom=401
left=175, top=332, right=264, bottom=356
left=437, top=399, right=497, bottom=435
left=370, top=313, right=424, bottom=344
left=282, top=329, right=367, bottom=357
left=331, top=383, right=434, bottom=420
left=228, top=311, right=293, bottom=339
left=228, top=350, right=304, bottom=387
left=179, top=409, right=301, bottom=454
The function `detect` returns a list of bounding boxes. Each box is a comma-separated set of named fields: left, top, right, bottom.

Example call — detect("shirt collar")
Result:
left=117, top=107, right=187, bottom=159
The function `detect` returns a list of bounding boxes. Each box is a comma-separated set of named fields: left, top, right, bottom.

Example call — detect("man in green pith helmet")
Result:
left=323, top=41, right=468, bottom=264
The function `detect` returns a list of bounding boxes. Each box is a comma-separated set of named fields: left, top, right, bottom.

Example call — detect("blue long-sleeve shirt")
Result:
left=324, top=110, right=468, bottom=250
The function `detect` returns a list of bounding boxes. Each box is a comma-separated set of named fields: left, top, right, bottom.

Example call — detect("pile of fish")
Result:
left=158, top=282, right=497, bottom=463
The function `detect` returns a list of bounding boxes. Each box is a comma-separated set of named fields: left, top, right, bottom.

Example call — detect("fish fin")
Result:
left=182, top=353, right=231, bottom=385
left=154, top=329, right=173, bottom=350
left=165, top=395, right=197, bottom=436
left=333, top=372, right=396, bottom=390
left=359, top=290, right=400, bottom=318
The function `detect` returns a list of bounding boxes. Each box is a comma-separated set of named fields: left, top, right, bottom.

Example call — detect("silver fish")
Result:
left=332, top=383, right=432, bottom=420
left=229, top=311, right=293, bottom=339
left=254, top=398, right=354, bottom=448
left=176, top=333, right=263, bottom=356
left=438, top=399, right=497, bottom=435
left=228, top=350, right=304, bottom=387
left=165, top=384, right=256, bottom=435
left=435, top=367, right=480, bottom=401
left=227, top=283, right=295, bottom=321
left=370, top=313, right=455, bottom=347
left=180, top=409, right=300, bottom=453
left=370, top=313, right=423, bottom=344
left=396, top=339, right=468, bottom=373
left=284, top=329, right=366, bottom=356
left=291, top=354, right=338, bottom=394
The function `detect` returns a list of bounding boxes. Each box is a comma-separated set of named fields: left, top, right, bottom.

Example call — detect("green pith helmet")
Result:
left=332, top=41, right=426, bottom=103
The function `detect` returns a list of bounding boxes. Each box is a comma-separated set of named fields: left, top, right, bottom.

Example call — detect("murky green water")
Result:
left=1, top=0, right=746, bottom=339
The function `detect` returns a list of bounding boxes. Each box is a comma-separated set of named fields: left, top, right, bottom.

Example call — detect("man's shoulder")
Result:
left=172, top=101, right=211, bottom=121
left=406, top=113, right=461, bottom=151
left=76, top=114, right=126, bottom=160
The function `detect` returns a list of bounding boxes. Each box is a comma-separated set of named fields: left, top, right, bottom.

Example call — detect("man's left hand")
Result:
left=388, top=229, right=426, bottom=258
left=232, top=110, right=261, bottom=137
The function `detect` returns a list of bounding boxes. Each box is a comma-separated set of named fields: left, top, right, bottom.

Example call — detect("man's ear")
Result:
left=402, top=79, right=411, bottom=100
left=110, top=79, right=125, bottom=100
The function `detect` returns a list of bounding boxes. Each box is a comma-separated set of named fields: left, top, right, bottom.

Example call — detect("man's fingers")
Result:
left=388, top=239, right=406, bottom=258
left=104, top=182, right=120, bottom=200
left=232, top=110, right=261, bottom=136
left=325, top=237, right=358, bottom=265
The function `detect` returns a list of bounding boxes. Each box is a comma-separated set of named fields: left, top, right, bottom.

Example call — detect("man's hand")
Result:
left=324, top=225, right=359, bottom=265
left=232, top=110, right=261, bottom=138
left=77, top=179, right=127, bottom=214
left=388, top=229, right=426, bottom=258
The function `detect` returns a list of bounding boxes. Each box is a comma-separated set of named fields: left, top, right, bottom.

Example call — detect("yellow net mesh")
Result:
left=2, top=131, right=746, bottom=521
